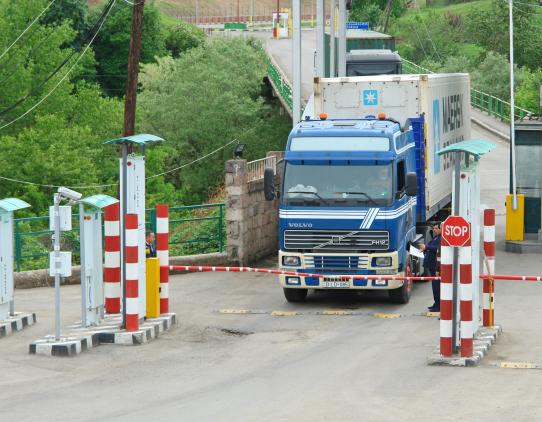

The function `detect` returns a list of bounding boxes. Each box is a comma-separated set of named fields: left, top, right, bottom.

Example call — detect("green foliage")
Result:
left=349, top=3, right=383, bottom=28
left=92, top=2, right=166, bottom=95
left=42, top=0, right=88, bottom=45
left=139, top=37, right=291, bottom=205
left=164, top=21, right=205, bottom=58
left=516, top=68, right=542, bottom=112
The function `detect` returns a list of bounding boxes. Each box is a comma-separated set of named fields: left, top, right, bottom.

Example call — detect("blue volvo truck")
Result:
left=264, top=74, right=471, bottom=303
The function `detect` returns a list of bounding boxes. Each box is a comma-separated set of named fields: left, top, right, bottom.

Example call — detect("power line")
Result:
left=416, top=6, right=442, bottom=61
left=411, top=24, right=430, bottom=61
left=0, top=0, right=117, bottom=131
left=0, top=0, right=58, bottom=62
left=0, top=0, right=116, bottom=122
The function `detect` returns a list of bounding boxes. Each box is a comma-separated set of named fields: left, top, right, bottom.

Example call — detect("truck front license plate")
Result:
left=322, top=280, right=350, bottom=288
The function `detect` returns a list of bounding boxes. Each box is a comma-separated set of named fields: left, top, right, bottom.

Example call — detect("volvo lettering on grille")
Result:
left=284, top=230, right=389, bottom=251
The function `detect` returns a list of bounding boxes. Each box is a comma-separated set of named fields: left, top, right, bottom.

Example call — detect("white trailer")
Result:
left=304, top=74, right=471, bottom=220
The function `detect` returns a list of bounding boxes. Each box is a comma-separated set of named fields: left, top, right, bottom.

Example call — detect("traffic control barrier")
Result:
left=146, top=257, right=160, bottom=318
left=483, top=209, right=495, bottom=326
left=104, top=202, right=121, bottom=314
left=156, top=205, right=169, bottom=314
left=459, top=238, right=473, bottom=357
left=125, top=214, right=139, bottom=332
left=440, top=237, right=454, bottom=357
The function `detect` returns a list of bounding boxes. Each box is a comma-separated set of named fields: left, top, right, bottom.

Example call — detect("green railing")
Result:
left=14, top=203, right=225, bottom=272
left=266, top=55, right=293, bottom=111
left=402, top=58, right=535, bottom=122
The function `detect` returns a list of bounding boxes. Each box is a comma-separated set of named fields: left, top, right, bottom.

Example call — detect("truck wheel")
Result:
left=283, top=288, right=308, bottom=302
left=388, top=262, right=412, bottom=304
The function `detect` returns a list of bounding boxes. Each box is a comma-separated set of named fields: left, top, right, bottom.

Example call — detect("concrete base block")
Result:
left=0, top=312, right=36, bottom=338
left=505, top=240, right=542, bottom=254
left=427, top=325, right=502, bottom=367
left=29, top=313, right=176, bottom=357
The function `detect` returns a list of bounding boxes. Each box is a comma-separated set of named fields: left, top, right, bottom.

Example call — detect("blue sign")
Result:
left=363, top=90, right=378, bottom=106
left=347, top=21, right=369, bottom=30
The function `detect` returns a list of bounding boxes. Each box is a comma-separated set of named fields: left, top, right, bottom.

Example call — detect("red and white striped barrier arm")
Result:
left=156, top=205, right=169, bottom=314
left=104, top=202, right=120, bottom=314
left=125, top=214, right=139, bottom=332
left=459, top=236, right=473, bottom=358
left=169, top=265, right=440, bottom=281
left=483, top=209, right=495, bottom=327
left=480, top=275, right=542, bottom=281
left=439, top=237, right=453, bottom=357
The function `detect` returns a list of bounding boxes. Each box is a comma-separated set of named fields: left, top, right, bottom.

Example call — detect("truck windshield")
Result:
left=282, top=163, right=393, bottom=207
left=346, top=63, right=400, bottom=76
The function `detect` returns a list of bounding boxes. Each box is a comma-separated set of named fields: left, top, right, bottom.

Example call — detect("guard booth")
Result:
left=0, top=198, right=31, bottom=320
left=79, top=194, right=118, bottom=327
left=514, top=118, right=542, bottom=239
left=272, top=9, right=290, bottom=39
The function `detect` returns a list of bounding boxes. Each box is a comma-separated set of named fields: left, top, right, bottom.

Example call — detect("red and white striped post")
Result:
left=459, top=237, right=473, bottom=357
left=483, top=209, right=496, bottom=327
left=104, top=203, right=121, bottom=314
left=440, top=237, right=453, bottom=357
left=125, top=214, right=139, bottom=331
left=156, top=205, right=169, bottom=314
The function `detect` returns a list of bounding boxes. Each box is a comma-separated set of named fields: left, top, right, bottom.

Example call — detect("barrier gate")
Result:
left=79, top=194, right=118, bottom=327
left=0, top=198, right=31, bottom=321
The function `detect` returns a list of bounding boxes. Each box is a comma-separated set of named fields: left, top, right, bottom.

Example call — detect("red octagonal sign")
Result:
left=442, top=216, right=471, bottom=247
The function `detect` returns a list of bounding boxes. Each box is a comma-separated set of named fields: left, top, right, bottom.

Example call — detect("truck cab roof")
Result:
left=290, top=119, right=401, bottom=140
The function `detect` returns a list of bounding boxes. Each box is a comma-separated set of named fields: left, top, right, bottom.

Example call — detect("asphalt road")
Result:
left=2, top=31, right=541, bottom=422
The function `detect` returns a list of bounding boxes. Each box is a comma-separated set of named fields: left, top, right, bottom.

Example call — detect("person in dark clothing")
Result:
left=419, top=223, right=441, bottom=312
left=145, top=230, right=156, bottom=258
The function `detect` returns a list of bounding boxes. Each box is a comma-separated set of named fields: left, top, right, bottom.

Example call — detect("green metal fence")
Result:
left=266, top=55, right=293, bottom=111
left=402, top=58, right=534, bottom=122
left=14, top=203, right=225, bottom=272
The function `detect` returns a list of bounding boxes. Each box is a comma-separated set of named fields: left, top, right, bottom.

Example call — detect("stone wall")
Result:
left=225, top=152, right=283, bottom=265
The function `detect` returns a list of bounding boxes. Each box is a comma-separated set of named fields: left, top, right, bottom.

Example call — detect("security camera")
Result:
left=57, top=186, right=82, bottom=201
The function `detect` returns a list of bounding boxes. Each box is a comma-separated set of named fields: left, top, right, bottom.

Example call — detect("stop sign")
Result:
left=441, top=216, right=471, bottom=247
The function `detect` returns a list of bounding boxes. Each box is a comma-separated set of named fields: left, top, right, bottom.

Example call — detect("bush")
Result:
left=165, top=21, right=205, bottom=58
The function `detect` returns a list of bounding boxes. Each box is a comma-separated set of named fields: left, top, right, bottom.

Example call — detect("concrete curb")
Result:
left=0, top=312, right=36, bottom=338
left=471, top=117, right=509, bottom=142
left=427, top=325, right=502, bottom=367
left=29, top=313, right=176, bottom=357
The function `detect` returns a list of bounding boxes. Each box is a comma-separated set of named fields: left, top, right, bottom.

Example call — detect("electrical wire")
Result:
left=0, top=0, right=58, bottom=62
left=416, top=7, right=442, bottom=61
left=411, top=24, right=430, bottom=61
left=120, top=0, right=146, bottom=5
left=0, top=138, right=239, bottom=189
left=0, top=0, right=116, bottom=119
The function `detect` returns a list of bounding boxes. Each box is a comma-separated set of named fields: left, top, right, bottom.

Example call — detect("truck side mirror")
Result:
left=264, top=168, right=276, bottom=201
left=406, top=172, right=417, bottom=197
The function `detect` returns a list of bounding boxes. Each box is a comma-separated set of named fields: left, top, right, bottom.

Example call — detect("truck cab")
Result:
left=266, top=115, right=421, bottom=303
left=346, top=49, right=402, bottom=76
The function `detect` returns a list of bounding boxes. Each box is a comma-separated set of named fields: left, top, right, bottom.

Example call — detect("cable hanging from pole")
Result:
left=0, top=0, right=58, bottom=63
left=0, top=0, right=117, bottom=120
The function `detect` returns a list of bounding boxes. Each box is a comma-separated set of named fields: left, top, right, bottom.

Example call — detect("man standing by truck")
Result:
left=419, top=223, right=441, bottom=312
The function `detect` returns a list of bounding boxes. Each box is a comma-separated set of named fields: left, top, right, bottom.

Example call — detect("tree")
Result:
left=42, top=0, right=88, bottom=46
left=139, top=38, right=291, bottom=205
left=164, top=21, right=205, bottom=58
left=92, top=2, right=165, bottom=96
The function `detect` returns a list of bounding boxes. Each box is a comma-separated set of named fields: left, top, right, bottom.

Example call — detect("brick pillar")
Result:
left=225, top=159, right=248, bottom=265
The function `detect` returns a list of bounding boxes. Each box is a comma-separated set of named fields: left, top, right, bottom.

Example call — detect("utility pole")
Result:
left=330, top=0, right=336, bottom=77
left=509, top=0, right=518, bottom=210
left=293, top=0, right=301, bottom=126
left=383, top=0, right=393, bottom=33
left=338, top=0, right=347, bottom=77
left=316, top=0, right=325, bottom=77
left=123, top=0, right=145, bottom=138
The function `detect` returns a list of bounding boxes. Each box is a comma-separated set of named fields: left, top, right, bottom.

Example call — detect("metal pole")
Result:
left=79, top=202, right=86, bottom=327
left=509, top=0, right=518, bottom=210
left=121, top=144, right=128, bottom=328
left=292, top=0, right=302, bottom=126
left=451, top=152, right=461, bottom=353
left=316, top=0, right=325, bottom=77
left=338, top=0, right=347, bottom=77
left=195, top=0, right=199, bottom=24
left=53, top=192, right=61, bottom=341
left=250, top=0, right=254, bottom=28
left=330, top=0, right=335, bottom=77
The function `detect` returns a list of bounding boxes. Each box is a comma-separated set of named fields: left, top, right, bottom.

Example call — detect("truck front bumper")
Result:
left=279, top=250, right=403, bottom=290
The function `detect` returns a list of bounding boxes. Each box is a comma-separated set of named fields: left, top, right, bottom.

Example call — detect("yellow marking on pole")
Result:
left=271, top=310, right=299, bottom=317
left=145, top=258, right=161, bottom=318
left=426, top=311, right=441, bottom=318
left=500, top=362, right=539, bottom=369
left=322, top=310, right=353, bottom=316
left=219, top=309, right=251, bottom=314
left=373, top=312, right=402, bottom=319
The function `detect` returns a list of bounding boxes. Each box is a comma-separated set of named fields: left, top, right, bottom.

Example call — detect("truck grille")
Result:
left=305, top=255, right=369, bottom=270
left=284, top=230, right=389, bottom=251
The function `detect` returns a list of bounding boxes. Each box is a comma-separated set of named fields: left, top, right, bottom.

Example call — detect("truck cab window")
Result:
left=397, top=160, right=406, bottom=195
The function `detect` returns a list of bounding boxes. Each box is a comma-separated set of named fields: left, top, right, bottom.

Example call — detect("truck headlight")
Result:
left=282, top=256, right=301, bottom=266
left=372, top=257, right=392, bottom=267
